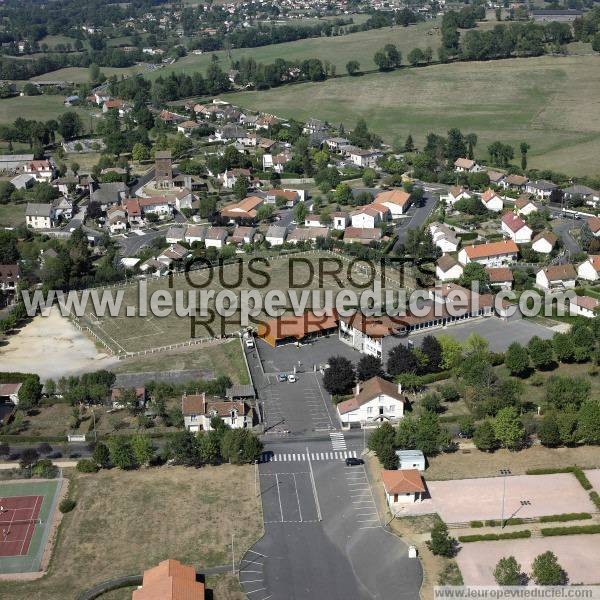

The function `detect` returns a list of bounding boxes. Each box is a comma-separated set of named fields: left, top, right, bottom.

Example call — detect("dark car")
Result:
left=277, top=373, right=287, bottom=382
left=345, top=457, right=364, bottom=467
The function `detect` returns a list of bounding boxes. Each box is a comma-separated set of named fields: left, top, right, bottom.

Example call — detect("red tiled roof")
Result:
left=382, top=469, right=426, bottom=494
left=501, top=212, right=528, bottom=233
left=463, top=240, right=519, bottom=259
left=133, top=559, right=205, bottom=600
left=337, top=376, right=406, bottom=415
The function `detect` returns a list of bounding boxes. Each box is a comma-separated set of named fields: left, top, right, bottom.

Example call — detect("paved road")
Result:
left=117, top=227, right=167, bottom=257
left=394, top=191, right=438, bottom=248
left=551, top=217, right=583, bottom=256
left=241, top=436, right=422, bottom=600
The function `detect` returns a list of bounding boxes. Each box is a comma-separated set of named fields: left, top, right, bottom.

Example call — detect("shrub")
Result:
left=484, top=518, right=524, bottom=527
left=438, top=561, right=464, bottom=585
left=31, top=459, right=58, bottom=479
left=76, top=459, right=99, bottom=473
left=539, top=513, right=592, bottom=523
left=470, top=520, right=484, bottom=528
left=459, top=531, right=531, bottom=543
left=572, top=467, right=593, bottom=491
left=590, top=491, right=600, bottom=511
left=526, top=467, right=574, bottom=475
left=541, top=524, right=600, bottom=537
left=59, top=498, right=76, bottom=513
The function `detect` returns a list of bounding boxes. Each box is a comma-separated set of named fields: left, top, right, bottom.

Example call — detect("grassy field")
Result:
left=0, top=96, right=91, bottom=127
left=81, top=252, right=383, bottom=353
left=0, top=203, right=26, bottom=228
left=224, top=55, right=600, bottom=177
left=30, top=64, right=146, bottom=84
left=111, top=338, right=250, bottom=383
left=0, top=466, right=262, bottom=600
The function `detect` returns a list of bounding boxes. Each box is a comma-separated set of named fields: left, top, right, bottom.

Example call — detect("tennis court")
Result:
left=0, top=479, right=62, bottom=574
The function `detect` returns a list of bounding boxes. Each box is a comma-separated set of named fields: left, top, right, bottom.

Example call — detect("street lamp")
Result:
left=499, top=469, right=511, bottom=529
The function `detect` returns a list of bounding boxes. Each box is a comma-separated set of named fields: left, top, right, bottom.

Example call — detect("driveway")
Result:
left=395, top=192, right=438, bottom=248
left=551, top=217, right=582, bottom=256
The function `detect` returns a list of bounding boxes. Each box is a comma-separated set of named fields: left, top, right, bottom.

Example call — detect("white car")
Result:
left=245, top=338, right=255, bottom=348
left=287, top=374, right=297, bottom=383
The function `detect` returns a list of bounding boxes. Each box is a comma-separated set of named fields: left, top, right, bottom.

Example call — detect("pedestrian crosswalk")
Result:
left=259, top=451, right=358, bottom=463
left=330, top=431, right=347, bottom=451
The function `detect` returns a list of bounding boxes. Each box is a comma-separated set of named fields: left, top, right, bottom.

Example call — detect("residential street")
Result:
left=551, top=217, right=583, bottom=256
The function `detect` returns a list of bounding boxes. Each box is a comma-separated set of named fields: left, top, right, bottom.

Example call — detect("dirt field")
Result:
left=0, top=308, right=116, bottom=380
left=401, top=473, right=595, bottom=523
left=457, top=534, right=600, bottom=585
left=0, top=465, right=262, bottom=600
left=426, top=445, right=600, bottom=481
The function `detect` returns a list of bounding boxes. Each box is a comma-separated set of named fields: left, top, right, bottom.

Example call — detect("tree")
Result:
left=256, top=205, right=274, bottom=221
left=57, top=111, right=83, bottom=140
left=18, top=376, right=42, bottom=413
left=416, top=411, right=449, bottom=455
left=538, top=413, right=561, bottom=447
left=459, top=262, right=490, bottom=290
left=379, top=444, right=399, bottom=470
left=404, top=134, right=414, bottom=152
left=132, top=143, right=151, bottom=162
left=494, top=556, right=523, bottom=586
left=368, top=422, right=396, bottom=458
left=92, top=442, right=111, bottom=468
left=519, top=142, right=530, bottom=171
left=527, top=336, right=555, bottom=370
left=167, top=430, right=201, bottom=466
left=576, top=399, right=600, bottom=445
left=531, top=551, right=566, bottom=585
left=407, top=47, right=424, bottom=66
left=20, top=448, right=39, bottom=469
left=422, top=392, right=442, bottom=414
left=395, top=416, right=418, bottom=449
left=545, top=375, right=590, bottom=410
left=473, top=420, right=497, bottom=452
left=346, top=60, right=360, bottom=75
left=131, top=434, right=154, bottom=466
left=438, top=335, right=463, bottom=371
left=427, top=520, right=455, bottom=557
left=493, top=407, right=524, bottom=450
left=420, top=335, right=443, bottom=373
left=107, top=437, right=137, bottom=470
left=357, top=355, right=383, bottom=381
left=323, top=356, right=355, bottom=395
left=294, top=201, right=308, bottom=224
left=387, top=343, right=419, bottom=376
left=505, top=342, right=530, bottom=377
left=241, top=433, right=263, bottom=464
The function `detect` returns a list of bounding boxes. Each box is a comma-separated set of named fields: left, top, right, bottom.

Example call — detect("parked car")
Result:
left=345, top=457, right=364, bottom=466
left=287, top=374, right=297, bottom=383
left=245, top=338, right=254, bottom=348
left=278, top=373, right=287, bottom=382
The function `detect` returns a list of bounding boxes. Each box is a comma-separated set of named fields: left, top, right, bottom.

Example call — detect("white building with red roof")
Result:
left=375, top=188, right=412, bottom=217
left=480, top=188, right=503, bottom=213
left=24, top=159, right=54, bottom=182
left=382, top=469, right=426, bottom=508
left=181, top=393, right=253, bottom=432
left=336, top=376, right=406, bottom=428
left=350, top=204, right=389, bottom=228
left=577, top=255, right=600, bottom=281
left=569, top=295, right=600, bottom=319
left=501, top=212, right=532, bottom=243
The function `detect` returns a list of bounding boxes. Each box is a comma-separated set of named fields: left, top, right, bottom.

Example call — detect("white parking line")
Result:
left=292, top=473, right=302, bottom=523
left=276, top=473, right=283, bottom=522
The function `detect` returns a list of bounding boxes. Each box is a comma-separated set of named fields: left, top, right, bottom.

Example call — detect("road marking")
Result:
left=292, top=473, right=302, bottom=523
left=275, top=473, right=284, bottom=522
left=358, top=525, right=381, bottom=530
left=246, top=588, right=267, bottom=594
left=241, top=579, right=264, bottom=584
left=307, top=447, right=322, bottom=522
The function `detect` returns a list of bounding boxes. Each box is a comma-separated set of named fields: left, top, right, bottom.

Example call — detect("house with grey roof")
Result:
left=265, top=225, right=287, bottom=247
left=90, top=182, right=128, bottom=211
left=25, top=203, right=55, bottom=229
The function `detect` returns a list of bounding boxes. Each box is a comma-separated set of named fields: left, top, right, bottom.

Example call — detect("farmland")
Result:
left=224, top=54, right=600, bottom=177
left=0, top=95, right=91, bottom=126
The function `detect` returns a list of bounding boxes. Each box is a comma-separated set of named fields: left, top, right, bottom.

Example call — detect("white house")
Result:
left=265, top=225, right=287, bottom=246
left=526, top=179, right=557, bottom=200
left=443, top=187, right=471, bottom=207
left=350, top=205, right=388, bottom=229
left=577, top=255, right=600, bottom=281
left=485, top=267, right=514, bottom=290
left=331, top=211, right=349, bottom=231
left=337, top=376, right=406, bottom=428
left=531, top=231, right=558, bottom=254
left=107, top=206, right=128, bottom=234
left=458, top=240, right=519, bottom=266
left=218, top=168, right=251, bottom=189
left=205, top=227, right=228, bottom=249
left=24, top=160, right=54, bottom=182
left=138, top=196, right=173, bottom=216
left=305, top=214, right=325, bottom=228
left=347, top=147, right=382, bottom=168
left=563, top=185, right=600, bottom=208
left=382, top=469, right=426, bottom=509
left=501, top=212, right=532, bottom=243
left=173, top=188, right=194, bottom=212
left=184, top=225, right=207, bottom=245
left=587, top=217, right=600, bottom=238
left=535, top=264, right=577, bottom=291
left=25, top=203, right=54, bottom=229
left=569, top=295, right=599, bottom=319
left=182, top=393, right=252, bottom=432
left=436, top=256, right=463, bottom=282
left=515, top=196, right=538, bottom=216
left=454, top=157, right=481, bottom=173
left=481, top=188, right=503, bottom=213
left=429, top=222, right=460, bottom=253
left=166, top=226, right=186, bottom=244
left=0, top=382, right=23, bottom=404
left=375, top=189, right=411, bottom=218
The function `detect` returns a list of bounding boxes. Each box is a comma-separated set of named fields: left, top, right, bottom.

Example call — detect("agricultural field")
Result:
left=0, top=95, right=91, bottom=127
left=224, top=55, right=600, bottom=177
left=0, top=203, right=26, bottom=228
left=0, top=466, right=262, bottom=600
left=80, top=252, right=384, bottom=353
left=30, top=64, right=147, bottom=84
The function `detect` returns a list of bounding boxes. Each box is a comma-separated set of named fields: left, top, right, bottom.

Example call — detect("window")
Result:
left=389, top=406, right=395, bottom=413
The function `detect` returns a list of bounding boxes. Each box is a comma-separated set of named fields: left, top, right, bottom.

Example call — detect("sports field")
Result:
left=225, top=54, right=600, bottom=177
left=80, top=252, right=390, bottom=354
left=0, top=479, right=62, bottom=574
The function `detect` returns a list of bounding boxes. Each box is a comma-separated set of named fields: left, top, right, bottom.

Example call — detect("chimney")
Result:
left=397, top=382, right=402, bottom=394
left=355, top=382, right=360, bottom=396
left=202, top=392, right=207, bottom=414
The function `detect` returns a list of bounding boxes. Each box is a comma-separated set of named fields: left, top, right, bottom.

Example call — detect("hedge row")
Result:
left=0, top=372, right=35, bottom=383
left=590, top=491, right=600, bottom=511
left=417, top=370, right=452, bottom=385
left=541, top=524, right=600, bottom=537
left=525, top=466, right=593, bottom=491
left=458, top=530, right=531, bottom=543
left=484, top=518, right=524, bottom=527
left=539, top=513, right=592, bottom=523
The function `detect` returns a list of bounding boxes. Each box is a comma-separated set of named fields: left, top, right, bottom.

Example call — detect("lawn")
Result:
left=223, top=54, right=600, bottom=177
left=0, top=96, right=91, bottom=127
left=0, top=465, right=263, bottom=600
left=0, top=203, right=26, bottom=228
left=80, top=252, right=382, bottom=353
left=111, top=338, right=251, bottom=384
left=30, top=64, right=146, bottom=84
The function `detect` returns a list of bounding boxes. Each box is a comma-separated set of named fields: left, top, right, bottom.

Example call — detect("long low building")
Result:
left=258, top=311, right=338, bottom=347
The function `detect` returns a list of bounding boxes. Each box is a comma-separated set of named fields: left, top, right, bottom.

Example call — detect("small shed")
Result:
left=226, top=384, right=256, bottom=401
left=395, top=449, right=425, bottom=472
